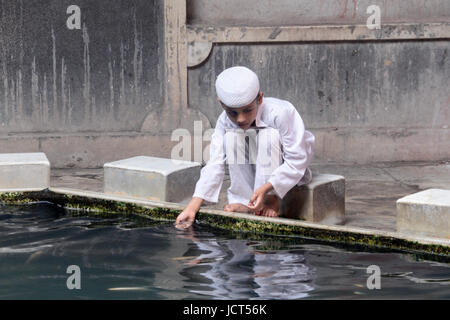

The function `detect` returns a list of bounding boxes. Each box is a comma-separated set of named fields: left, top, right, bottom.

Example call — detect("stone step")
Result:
left=104, top=156, right=201, bottom=203
left=0, top=153, right=50, bottom=191
left=397, top=188, right=450, bottom=239
left=280, top=173, right=345, bottom=224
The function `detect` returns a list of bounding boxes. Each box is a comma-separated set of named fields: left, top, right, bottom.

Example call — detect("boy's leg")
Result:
left=224, top=130, right=256, bottom=212
left=297, top=167, right=313, bottom=186
left=254, top=128, right=283, bottom=216
left=254, top=128, right=312, bottom=190
left=254, top=127, right=282, bottom=193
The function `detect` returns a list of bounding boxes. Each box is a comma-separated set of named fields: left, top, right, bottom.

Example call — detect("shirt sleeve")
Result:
left=192, top=113, right=227, bottom=203
left=268, top=104, right=315, bottom=199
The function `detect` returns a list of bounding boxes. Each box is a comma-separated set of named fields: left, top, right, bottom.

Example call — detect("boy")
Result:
left=175, top=66, right=315, bottom=229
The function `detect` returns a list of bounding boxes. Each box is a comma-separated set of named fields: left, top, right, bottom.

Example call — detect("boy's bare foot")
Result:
left=223, top=203, right=253, bottom=213
left=255, top=195, right=279, bottom=217
left=257, top=207, right=278, bottom=217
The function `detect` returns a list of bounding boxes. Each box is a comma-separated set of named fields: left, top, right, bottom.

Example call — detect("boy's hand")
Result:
left=248, top=182, right=274, bottom=213
left=175, top=197, right=203, bottom=229
left=248, top=188, right=266, bottom=212
left=175, top=208, right=196, bottom=229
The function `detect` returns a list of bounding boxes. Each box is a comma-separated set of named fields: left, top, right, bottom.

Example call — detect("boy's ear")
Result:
left=258, top=92, right=264, bottom=104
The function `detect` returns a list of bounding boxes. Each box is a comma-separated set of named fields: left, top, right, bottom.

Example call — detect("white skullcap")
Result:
left=215, top=66, right=260, bottom=108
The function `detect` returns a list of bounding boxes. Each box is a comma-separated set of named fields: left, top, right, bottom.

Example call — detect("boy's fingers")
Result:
left=175, top=210, right=195, bottom=229
left=249, top=203, right=262, bottom=212
left=248, top=199, right=259, bottom=209
left=175, top=219, right=194, bottom=229
left=175, top=216, right=184, bottom=225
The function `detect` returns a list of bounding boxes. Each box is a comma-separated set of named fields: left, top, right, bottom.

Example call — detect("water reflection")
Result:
left=176, top=229, right=315, bottom=300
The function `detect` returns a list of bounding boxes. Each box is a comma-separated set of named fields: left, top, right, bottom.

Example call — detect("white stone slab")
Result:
left=397, top=188, right=450, bottom=239
left=104, top=156, right=201, bottom=203
left=0, top=153, right=50, bottom=190
left=280, top=173, right=345, bottom=224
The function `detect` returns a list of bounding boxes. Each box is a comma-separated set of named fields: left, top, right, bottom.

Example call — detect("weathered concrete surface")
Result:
left=1, top=0, right=448, bottom=168
left=51, top=168, right=103, bottom=192
left=188, top=0, right=450, bottom=26
left=280, top=174, right=345, bottom=224
left=397, top=189, right=450, bottom=239
left=0, top=153, right=50, bottom=190
left=188, top=41, right=450, bottom=163
left=50, top=161, right=450, bottom=232
left=187, top=23, right=450, bottom=45
left=314, top=161, right=450, bottom=232
left=104, top=156, right=201, bottom=202
left=0, top=0, right=165, bottom=133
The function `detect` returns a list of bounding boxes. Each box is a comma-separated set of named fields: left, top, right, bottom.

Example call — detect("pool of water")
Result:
left=0, top=203, right=449, bottom=300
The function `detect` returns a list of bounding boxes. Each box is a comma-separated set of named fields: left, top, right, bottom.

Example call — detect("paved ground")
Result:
left=50, top=160, right=450, bottom=232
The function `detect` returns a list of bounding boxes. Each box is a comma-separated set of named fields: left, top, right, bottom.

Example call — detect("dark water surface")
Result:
left=0, top=203, right=449, bottom=300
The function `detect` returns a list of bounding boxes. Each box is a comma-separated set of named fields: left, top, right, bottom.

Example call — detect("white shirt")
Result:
left=193, top=97, right=315, bottom=203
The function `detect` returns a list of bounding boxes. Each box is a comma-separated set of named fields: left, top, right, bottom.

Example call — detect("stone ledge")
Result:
left=104, top=156, right=201, bottom=203
left=0, top=153, right=50, bottom=190
left=3, top=188, right=448, bottom=256
left=397, top=188, right=450, bottom=239
left=280, top=173, right=345, bottom=224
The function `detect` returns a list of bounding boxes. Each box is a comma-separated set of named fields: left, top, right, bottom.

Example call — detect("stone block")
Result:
left=104, top=156, right=201, bottom=203
left=0, top=153, right=50, bottom=190
left=280, top=174, right=345, bottom=224
left=397, top=189, right=450, bottom=239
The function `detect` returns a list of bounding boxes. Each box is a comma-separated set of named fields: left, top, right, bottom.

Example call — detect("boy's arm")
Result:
left=267, top=104, right=315, bottom=199
left=191, top=112, right=227, bottom=203
left=247, top=181, right=274, bottom=212
left=175, top=113, right=227, bottom=228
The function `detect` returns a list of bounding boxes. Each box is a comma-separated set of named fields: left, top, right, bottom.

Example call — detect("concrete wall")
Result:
left=188, top=41, right=449, bottom=163
left=0, top=0, right=449, bottom=167
left=0, top=0, right=164, bottom=133
left=187, top=0, right=450, bottom=26
left=187, top=0, right=450, bottom=163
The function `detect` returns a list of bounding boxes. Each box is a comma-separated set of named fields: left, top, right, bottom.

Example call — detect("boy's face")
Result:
left=220, top=92, right=263, bottom=131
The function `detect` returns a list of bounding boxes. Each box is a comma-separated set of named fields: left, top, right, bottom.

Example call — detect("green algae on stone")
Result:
left=0, top=192, right=42, bottom=205
left=1, top=191, right=181, bottom=221
left=195, top=211, right=450, bottom=258
left=38, top=192, right=181, bottom=221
